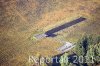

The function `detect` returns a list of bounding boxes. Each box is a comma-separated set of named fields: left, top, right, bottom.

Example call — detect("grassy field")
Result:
left=0, top=0, right=100, bottom=66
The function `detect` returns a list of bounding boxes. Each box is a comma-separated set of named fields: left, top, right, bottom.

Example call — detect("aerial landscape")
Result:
left=0, top=0, right=100, bottom=66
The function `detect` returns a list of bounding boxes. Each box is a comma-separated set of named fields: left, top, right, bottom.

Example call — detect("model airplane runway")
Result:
left=35, top=17, right=86, bottom=39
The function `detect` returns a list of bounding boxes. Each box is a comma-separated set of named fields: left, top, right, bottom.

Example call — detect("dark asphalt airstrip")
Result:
left=45, top=17, right=86, bottom=37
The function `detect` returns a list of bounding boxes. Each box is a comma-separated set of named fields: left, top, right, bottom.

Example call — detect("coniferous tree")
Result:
left=59, top=53, right=71, bottom=66
left=59, top=35, right=100, bottom=66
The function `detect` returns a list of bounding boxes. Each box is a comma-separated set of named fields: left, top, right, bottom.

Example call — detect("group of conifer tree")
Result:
left=60, top=35, right=100, bottom=66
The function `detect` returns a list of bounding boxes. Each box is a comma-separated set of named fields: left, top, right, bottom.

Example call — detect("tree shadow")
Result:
left=51, top=53, right=84, bottom=66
